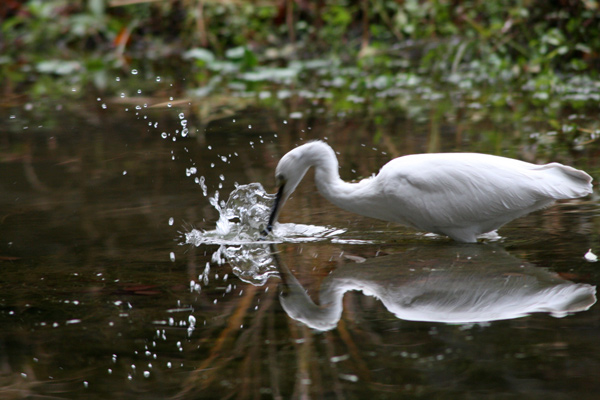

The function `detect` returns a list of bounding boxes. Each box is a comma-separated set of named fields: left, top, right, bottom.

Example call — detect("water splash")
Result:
left=184, top=182, right=346, bottom=245
left=211, top=244, right=278, bottom=286
left=182, top=183, right=354, bottom=285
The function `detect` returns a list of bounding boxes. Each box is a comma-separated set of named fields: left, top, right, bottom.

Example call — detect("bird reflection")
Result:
left=272, top=245, right=596, bottom=331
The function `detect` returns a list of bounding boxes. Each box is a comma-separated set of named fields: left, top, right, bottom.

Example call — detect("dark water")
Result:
left=1, top=81, right=600, bottom=399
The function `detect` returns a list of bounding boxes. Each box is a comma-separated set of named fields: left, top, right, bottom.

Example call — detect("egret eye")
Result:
left=276, top=174, right=285, bottom=185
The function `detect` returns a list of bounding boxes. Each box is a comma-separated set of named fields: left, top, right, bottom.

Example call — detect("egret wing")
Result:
left=379, top=153, right=591, bottom=231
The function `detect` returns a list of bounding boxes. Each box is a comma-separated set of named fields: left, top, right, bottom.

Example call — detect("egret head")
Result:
left=263, top=145, right=311, bottom=235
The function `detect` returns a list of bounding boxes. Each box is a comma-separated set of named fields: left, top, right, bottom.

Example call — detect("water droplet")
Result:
left=167, top=103, right=172, bottom=108
left=584, top=249, right=598, bottom=262
left=120, top=93, right=125, bottom=98
left=168, top=217, right=174, bottom=226
left=156, top=76, right=161, bottom=82
left=131, top=69, right=138, bottom=75
left=248, top=124, right=252, bottom=129
left=186, top=167, right=197, bottom=176
left=137, top=89, right=142, bottom=94
left=198, top=176, right=207, bottom=196
left=115, top=77, right=121, bottom=82
left=83, top=381, right=89, bottom=388
left=122, top=171, right=127, bottom=175
left=161, top=132, right=168, bottom=139
left=101, top=104, right=107, bottom=109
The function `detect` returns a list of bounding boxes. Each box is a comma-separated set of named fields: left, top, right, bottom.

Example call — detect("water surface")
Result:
left=1, top=79, right=599, bottom=399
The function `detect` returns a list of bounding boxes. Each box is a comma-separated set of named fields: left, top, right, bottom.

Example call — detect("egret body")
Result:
left=265, top=141, right=593, bottom=242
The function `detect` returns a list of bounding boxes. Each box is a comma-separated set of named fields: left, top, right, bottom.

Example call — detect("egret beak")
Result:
left=262, top=184, right=285, bottom=236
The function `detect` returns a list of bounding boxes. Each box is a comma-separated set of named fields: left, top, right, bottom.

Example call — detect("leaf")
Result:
left=183, top=48, right=215, bottom=63
left=36, top=60, right=82, bottom=75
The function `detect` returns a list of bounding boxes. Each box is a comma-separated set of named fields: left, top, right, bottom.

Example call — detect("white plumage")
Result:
left=265, top=141, right=593, bottom=242
left=275, top=246, right=597, bottom=331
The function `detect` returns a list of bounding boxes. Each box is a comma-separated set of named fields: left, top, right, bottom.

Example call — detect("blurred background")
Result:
left=1, top=1, right=600, bottom=399
left=2, top=0, right=600, bottom=97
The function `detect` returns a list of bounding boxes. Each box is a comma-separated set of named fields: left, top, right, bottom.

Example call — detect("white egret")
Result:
left=264, top=141, right=593, bottom=242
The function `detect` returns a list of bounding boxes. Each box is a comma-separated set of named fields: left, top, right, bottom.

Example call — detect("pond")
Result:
left=1, top=70, right=600, bottom=399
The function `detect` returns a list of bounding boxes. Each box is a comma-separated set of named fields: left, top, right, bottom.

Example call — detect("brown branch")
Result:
left=196, top=0, right=208, bottom=48
left=336, top=319, right=371, bottom=382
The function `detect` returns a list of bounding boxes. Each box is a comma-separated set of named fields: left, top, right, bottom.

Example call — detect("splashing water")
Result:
left=211, top=244, right=278, bottom=286
left=183, top=183, right=355, bottom=286
left=205, top=182, right=274, bottom=241
left=184, top=183, right=347, bottom=246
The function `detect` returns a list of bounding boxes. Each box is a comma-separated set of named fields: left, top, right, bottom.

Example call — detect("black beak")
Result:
left=269, top=243, right=290, bottom=296
left=262, top=184, right=284, bottom=236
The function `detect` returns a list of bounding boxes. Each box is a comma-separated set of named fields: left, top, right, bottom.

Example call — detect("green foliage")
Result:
left=320, top=4, right=355, bottom=48
left=2, top=0, right=600, bottom=100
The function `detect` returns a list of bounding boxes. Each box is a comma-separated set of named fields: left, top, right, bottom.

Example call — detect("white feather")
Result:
left=270, top=141, right=593, bottom=242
